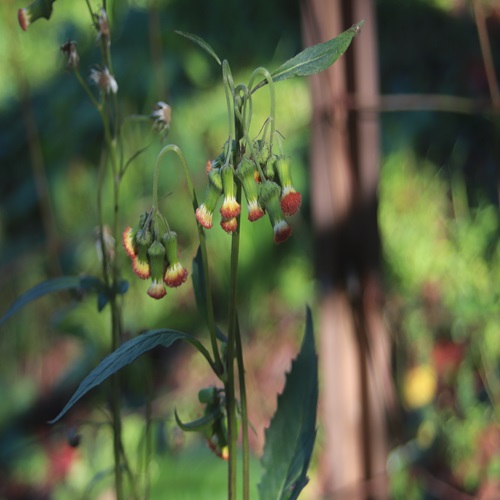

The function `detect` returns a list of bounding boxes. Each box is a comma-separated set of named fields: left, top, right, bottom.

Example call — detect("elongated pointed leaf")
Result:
left=259, top=308, right=318, bottom=500
left=49, top=329, right=210, bottom=423
left=253, top=21, right=363, bottom=93
left=174, top=406, right=221, bottom=433
left=175, top=30, right=221, bottom=66
left=0, top=276, right=101, bottom=327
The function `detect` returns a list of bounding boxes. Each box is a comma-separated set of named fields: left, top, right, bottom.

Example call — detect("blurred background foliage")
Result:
left=1, top=0, right=500, bottom=498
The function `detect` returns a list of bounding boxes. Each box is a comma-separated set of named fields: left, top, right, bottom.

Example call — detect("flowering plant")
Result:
left=2, top=1, right=361, bottom=497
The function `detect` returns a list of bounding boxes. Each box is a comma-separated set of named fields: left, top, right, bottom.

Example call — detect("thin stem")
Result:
left=74, top=68, right=101, bottom=111
left=473, top=0, right=500, bottom=110
left=248, top=67, right=276, bottom=153
left=222, top=60, right=236, bottom=167
left=235, top=315, right=250, bottom=500
left=152, top=145, right=223, bottom=374
left=225, top=184, right=242, bottom=499
left=84, top=0, right=94, bottom=20
left=225, top=88, right=244, bottom=496
left=234, top=87, right=267, bottom=182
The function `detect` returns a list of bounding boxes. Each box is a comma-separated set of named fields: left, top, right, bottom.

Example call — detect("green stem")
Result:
left=74, top=68, right=101, bottom=110
left=225, top=184, right=241, bottom=499
left=225, top=87, right=245, bottom=496
left=235, top=315, right=250, bottom=500
left=248, top=67, right=276, bottom=154
left=222, top=60, right=235, bottom=167
left=152, top=145, right=223, bottom=374
left=234, top=86, right=267, bottom=182
left=84, top=0, right=94, bottom=20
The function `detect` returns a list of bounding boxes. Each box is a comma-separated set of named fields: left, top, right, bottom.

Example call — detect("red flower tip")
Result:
left=280, top=188, right=302, bottom=216
left=221, top=217, right=238, bottom=234
left=164, top=262, right=188, bottom=288
left=18, top=8, right=29, bottom=31
left=196, top=205, right=213, bottom=229
left=147, top=280, right=167, bottom=299
left=273, top=220, right=292, bottom=244
left=247, top=199, right=265, bottom=222
left=132, top=257, right=151, bottom=279
left=220, top=196, right=240, bottom=219
left=122, top=226, right=137, bottom=259
left=206, top=160, right=213, bottom=174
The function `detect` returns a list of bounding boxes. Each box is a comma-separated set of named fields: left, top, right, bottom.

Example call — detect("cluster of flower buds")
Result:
left=175, top=386, right=229, bottom=460
left=197, top=387, right=229, bottom=460
left=195, top=141, right=302, bottom=243
left=122, top=212, right=188, bottom=299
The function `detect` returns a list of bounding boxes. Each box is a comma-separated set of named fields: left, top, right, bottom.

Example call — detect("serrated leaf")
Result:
left=258, top=307, right=318, bottom=500
left=175, top=30, right=222, bottom=66
left=0, top=276, right=99, bottom=327
left=253, top=21, right=363, bottom=93
left=49, top=329, right=208, bottom=423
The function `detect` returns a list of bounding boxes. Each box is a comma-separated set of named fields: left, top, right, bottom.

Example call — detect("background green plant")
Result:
left=2, top=0, right=500, bottom=498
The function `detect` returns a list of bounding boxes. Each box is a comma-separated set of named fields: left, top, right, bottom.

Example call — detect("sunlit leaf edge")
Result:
left=175, top=30, right=222, bottom=66
left=258, top=307, right=318, bottom=500
left=49, top=328, right=210, bottom=423
left=252, top=21, right=363, bottom=93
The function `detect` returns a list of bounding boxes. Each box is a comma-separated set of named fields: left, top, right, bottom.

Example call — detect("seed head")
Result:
left=90, top=66, right=118, bottom=94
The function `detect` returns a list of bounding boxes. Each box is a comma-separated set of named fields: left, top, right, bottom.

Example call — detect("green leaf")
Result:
left=49, top=329, right=212, bottom=423
left=258, top=307, right=318, bottom=500
left=174, top=406, right=221, bottom=433
left=175, top=30, right=222, bottom=66
left=0, top=276, right=99, bottom=327
left=253, top=21, right=363, bottom=92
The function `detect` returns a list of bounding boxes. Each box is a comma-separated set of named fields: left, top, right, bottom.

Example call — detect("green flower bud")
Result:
left=259, top=181, right=292, bottom=244
left=236, top=159, right=265, bottom=222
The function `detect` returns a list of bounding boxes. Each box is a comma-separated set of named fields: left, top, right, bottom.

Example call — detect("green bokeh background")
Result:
left=1, top=0, right=500, bottom=498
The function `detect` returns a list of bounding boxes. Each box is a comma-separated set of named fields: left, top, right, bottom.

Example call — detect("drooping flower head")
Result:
left=96, top=8, right=110, bottom=46
left=90, top=66, right=118, bottom=94
left=196, top=167, right=223, bottom=229
left=219, top=165, right=240, bottom=220
left=60, top=40, right=79, bottom=70
left=162, top=231, right=188, bottom=288
left=146, top=240, right=167, bottom=299
left=151, top=101, right=171, bottom=134
left=122, top=212, right=148, bottom=259
left=236, top=158, right=265, bottom=222
left=18, top=8, right=30, bottom=31
left=132, top=228, right=153, bottom=279
left=220, top=217, right=238, bottom=234
left=259, top=181, right=292, bottom=244
left=18, top=0, right=54, bottom=31
left=273, top=155, right=302, bottom=216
